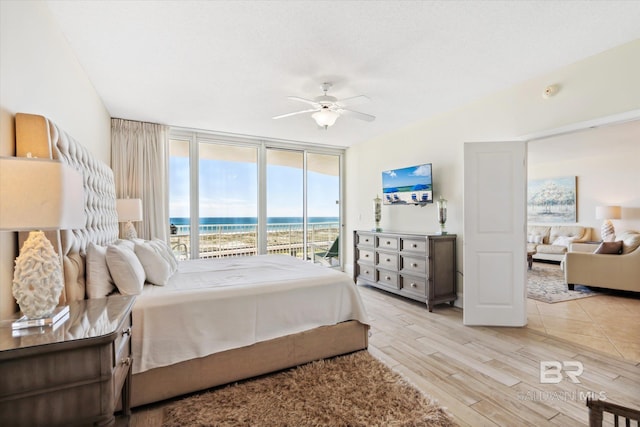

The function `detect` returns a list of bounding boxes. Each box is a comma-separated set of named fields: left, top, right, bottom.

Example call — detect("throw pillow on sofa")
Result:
left=551, top=235, right=578, bottom=247
left=594, top=241, right=623, bottom=254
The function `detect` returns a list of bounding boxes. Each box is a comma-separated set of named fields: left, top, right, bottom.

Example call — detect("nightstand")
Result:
left=0, top=295, right=136, bottom=427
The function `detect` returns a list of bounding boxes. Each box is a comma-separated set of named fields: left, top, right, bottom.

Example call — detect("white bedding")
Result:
left=131, top=254, right=369, bottom=374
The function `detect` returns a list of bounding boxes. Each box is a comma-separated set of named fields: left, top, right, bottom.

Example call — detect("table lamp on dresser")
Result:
left=0, top=156, right=85, bottom=319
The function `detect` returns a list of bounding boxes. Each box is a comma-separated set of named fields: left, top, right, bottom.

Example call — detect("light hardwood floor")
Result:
left=360, top=285, right=639, bottom=426
left=129, top=282, right=639, bottom=426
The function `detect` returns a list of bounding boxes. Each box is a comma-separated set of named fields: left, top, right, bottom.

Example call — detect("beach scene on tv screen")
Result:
left=382, top=164, right=433, bottom=204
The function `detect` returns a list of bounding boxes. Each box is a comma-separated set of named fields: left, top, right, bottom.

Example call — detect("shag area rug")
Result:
left=162, top=351, right=457, bottom=427
left=528, top=263, right=600, bottom=303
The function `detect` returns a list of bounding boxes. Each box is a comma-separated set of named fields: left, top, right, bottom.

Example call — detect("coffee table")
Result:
left=527, top=250, right=536, bottom=270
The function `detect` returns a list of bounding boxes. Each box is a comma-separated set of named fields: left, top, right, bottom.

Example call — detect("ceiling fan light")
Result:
left=312, top=109, right=339, bottom=128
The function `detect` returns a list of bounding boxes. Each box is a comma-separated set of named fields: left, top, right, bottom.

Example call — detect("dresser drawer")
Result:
left=401, top=256, right=426, bottom=275
left=114, top=313, right=132, bottom=363
left=401, top=275, right=427, bottom=297
left=113, top=342, right=131, bottom=400
left=357, top=263, right=375, bottom=281
left=356, top=233, right=375, bottom=247
left=401, top=238, right=427, bottom=254
left=356, top=248, right=374, bottom=264
left=376, top=236, right=398, bottom=250
left=376, top=252, right=398, bottom=270
left=377, top=269, right=399, bottom=290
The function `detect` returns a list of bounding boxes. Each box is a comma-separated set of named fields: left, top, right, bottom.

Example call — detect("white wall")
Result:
left=0, top=1, right=111, bottom=318
left=345, top=40, right=640, bottom=304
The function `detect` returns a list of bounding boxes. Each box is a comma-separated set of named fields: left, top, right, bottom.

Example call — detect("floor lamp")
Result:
left=0, top=157, right=85, bottom=320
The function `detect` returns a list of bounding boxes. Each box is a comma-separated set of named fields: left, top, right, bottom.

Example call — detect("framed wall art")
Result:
left=527, top=176, right=576, bottom=223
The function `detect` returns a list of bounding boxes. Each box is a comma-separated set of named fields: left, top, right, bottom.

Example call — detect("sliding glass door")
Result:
left=307, top=153, right=340, bottom=266
left=169, top=130, right=343, bottom=267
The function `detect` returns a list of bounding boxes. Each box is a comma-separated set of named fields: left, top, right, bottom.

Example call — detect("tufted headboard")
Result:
left=15, top=113, right=119, bottom=302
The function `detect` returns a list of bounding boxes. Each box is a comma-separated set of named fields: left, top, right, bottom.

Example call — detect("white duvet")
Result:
left=131, top=254, right=369, bottom=374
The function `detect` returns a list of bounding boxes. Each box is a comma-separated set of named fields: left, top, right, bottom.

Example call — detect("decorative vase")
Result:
left=12, top=231, right=64, bottom=319
left=373, top=195, right=382, bottom=232
left=437, top=196, right=447, bottom=235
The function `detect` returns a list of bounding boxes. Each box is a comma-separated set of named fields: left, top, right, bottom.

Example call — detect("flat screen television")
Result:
left=382, top=163, right=433, bottom=205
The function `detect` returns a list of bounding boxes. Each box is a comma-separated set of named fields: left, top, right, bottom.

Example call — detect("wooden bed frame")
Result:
left=15, top=113, right=369, bottom=408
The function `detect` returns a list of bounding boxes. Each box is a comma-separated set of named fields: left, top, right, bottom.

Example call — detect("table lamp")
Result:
left=116, top=198, right=142, bottom=239
left=595, top=205, right=621, bottom=242
left=0, top=157, right=85, bottom=319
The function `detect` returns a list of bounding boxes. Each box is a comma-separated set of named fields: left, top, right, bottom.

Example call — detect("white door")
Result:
left=463, top=141, right=527, bottom=326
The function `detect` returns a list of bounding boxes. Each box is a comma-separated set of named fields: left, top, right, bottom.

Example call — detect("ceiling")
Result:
left=45, top=1, right=640, bottom=148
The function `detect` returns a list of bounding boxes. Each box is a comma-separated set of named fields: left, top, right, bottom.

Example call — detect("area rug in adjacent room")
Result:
left=528, top=263, right=600, bottom=303
left=162, top=351, right=457, bottom=427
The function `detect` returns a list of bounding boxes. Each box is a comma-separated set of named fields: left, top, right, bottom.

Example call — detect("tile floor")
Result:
left=527, top=263, right=640, bottom=362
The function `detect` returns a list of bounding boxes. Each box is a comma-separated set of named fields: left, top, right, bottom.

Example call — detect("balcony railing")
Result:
left=169, top=222, right=339, bottom=262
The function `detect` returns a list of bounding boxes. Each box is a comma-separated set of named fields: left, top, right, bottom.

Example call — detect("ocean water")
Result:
left=170, top=217, right=339, bottom=233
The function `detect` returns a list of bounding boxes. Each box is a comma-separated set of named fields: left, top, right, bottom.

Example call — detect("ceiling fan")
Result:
left=273, top=82, right=375, bottom=129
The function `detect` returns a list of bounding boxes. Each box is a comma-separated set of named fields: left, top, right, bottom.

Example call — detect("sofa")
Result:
left=564, top=231, right=640, bottom=293
left=527, top=225, right=591, bottom=262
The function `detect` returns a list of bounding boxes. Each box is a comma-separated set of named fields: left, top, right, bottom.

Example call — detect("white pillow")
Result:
left=106, top=243, right=145, bottom=295
left=151, top=238, right=179, bottom=272
left=134, top=241, right=173, bottom=286
left=552, top=235, right=577, bottom=247
left=86, top=243, right=115, bottom=298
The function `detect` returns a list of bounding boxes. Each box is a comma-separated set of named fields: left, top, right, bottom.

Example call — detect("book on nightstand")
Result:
left=11, top=305, right=70, bottom=330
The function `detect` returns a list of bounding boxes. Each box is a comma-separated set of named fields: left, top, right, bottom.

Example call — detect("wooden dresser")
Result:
left=353, top=230, right=456, bottom=311
left=0, top=295, right=135, bottom=426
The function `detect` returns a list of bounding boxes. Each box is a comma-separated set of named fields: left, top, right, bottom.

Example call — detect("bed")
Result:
left=15, top=113, right=370, bottom=408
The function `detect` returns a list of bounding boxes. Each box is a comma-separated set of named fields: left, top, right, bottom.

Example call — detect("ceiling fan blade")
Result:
left=336, top=95, right=370, bottom=106
left=287, top=96, right=320, bottom=107
left=272, top=108, right=319, bottom=120
left=336, top=108, right=376, bottom=122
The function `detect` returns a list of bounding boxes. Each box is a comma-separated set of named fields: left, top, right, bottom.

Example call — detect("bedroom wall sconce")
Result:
left=595, top=205, right=621, bottom=242
left=0, top=157, right=85, bottom=319
left=116, top=198, right=143, bottom=239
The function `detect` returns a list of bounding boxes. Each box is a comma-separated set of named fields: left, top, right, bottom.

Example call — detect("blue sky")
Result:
left=169, top=158, right=339, bottom=218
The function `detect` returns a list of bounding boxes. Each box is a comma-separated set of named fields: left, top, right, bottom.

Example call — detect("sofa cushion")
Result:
left=618, top=231, right=640, bottom=254
left=549, top=225, right=587, bottom=243
left=536, top=244, right=568, bottom=255
left=527, top=226, right=550, bottom=244
left=594, top=241, right=623, bottom=254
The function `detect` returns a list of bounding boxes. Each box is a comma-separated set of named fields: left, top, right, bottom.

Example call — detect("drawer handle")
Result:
left=365, top=239, right=370, bottom=242
left=364, top=254, right=369, bottom=258
left=385, top=276, right=391, bottom=280
left=410, top=283, right=417, bottom=288
left=122, top=327, right=132, bottom=337
left=386, top=241, right=391, bottom=245
left=364, top=270, right=369, bottom=274
left=411, top=263, right=418, bottom=267
left=386, top=258, right=391, bottom=262
left=120, top=356, right=132, bottom=367
left=412, top=244, right=417, bottom=248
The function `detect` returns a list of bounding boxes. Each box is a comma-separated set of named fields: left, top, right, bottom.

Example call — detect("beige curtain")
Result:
left=111, top=119, right=169, bottom=241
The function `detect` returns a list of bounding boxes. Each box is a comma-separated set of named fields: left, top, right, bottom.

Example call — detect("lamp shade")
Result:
left=0, top=157, right=85, bottom=231
left=312, top=109, right=339, bottom=128
left=595, top=206, right=621, bottom=220
left=116, top=198, right=143, bottom=222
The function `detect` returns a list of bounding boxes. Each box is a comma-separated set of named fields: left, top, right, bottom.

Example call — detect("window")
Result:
left=169, top=131, right=343, bottom=267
